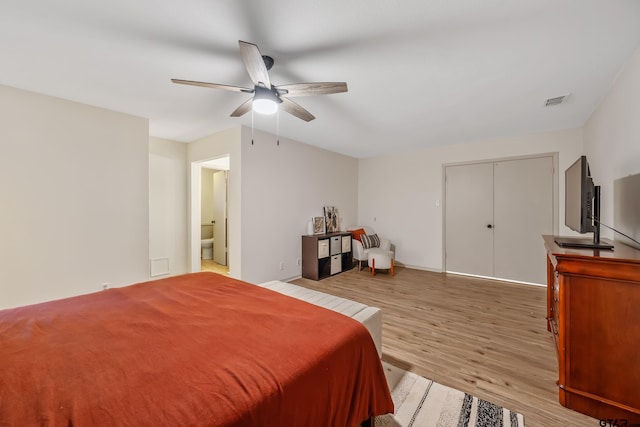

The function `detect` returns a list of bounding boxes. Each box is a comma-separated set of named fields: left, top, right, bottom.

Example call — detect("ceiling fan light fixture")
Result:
left=253, top=98, right=278, bottom=115
left=252, top=85, right=281, bottom=115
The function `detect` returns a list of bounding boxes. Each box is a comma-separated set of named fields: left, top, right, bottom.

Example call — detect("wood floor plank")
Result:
left=291, top=266, right=597, bottom=427
left=201, top=260, right=229, bottom=275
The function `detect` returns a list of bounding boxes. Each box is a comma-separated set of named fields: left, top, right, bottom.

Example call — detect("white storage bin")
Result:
left=318, top=239, right=330, bottom=258
left=330, top=255, right=342, bottom=275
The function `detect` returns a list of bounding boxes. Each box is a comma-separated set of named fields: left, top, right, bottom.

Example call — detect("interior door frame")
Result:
left=190, top=155, right=231, bottom=273
left=442, top=152, right=559, bottom=283
left=212, top=170, right=228, bottom=266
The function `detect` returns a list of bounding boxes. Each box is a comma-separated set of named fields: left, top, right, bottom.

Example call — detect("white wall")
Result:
left=358, top=128, right=583, bottom=271
left=584, top=46, right=640, bottom=239
left=239, top=127, right=358, bottom=284
left=183, top=125, right=359, bottom=284
left=0, top=85, right=149, bottom=309
left=149, top=137, right=188, bottom=277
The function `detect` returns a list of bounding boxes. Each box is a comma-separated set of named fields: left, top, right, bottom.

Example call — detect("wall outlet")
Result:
left=296, top=258, right=301, bottom=266
left=279, top=262, right=284, bottom=270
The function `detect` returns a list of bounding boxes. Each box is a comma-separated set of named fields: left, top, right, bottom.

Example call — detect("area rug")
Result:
left=375, top=362, right=525, bottom=427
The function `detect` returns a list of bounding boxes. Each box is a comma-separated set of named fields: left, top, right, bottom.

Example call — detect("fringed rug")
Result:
left=375, top=362, right=525, bottom=427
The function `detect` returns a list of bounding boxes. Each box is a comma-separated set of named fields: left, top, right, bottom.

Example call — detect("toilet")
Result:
left=201, top=238, right=214, bottom=260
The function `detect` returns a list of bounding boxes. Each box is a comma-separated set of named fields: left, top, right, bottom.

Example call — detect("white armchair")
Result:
left=347, top=226, right=392, bottom=270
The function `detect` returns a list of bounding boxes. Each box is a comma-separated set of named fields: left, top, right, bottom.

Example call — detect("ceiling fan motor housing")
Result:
left=254, top=85, right=282, bottom=104
left=262, top=55, right=274, bottom=70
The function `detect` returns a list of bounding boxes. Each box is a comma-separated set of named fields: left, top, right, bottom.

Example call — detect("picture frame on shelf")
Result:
left=312, top=217, right=326, bottom=235
left=323, top=206, right=339, bottom=233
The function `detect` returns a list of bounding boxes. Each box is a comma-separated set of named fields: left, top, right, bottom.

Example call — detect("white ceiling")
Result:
left=1, top=0, right=639, bottom=159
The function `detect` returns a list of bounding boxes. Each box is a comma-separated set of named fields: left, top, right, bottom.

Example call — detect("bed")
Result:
left=0, top=272, right=393, bottom=426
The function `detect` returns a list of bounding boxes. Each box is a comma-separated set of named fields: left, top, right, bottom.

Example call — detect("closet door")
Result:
left=493, top=157, right=553, bottom=284
left=445, top=162, right=495, bottom=277
left=445, top=156, right=554, bottom=284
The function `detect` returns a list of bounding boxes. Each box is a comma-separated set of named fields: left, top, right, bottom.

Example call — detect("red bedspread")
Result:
left=0, top=272, right=393, bottom=426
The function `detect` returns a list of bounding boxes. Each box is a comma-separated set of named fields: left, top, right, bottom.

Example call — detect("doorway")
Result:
left=444, top=154, right=557, bottom=284
left=195, top=155, right=230, bottom=275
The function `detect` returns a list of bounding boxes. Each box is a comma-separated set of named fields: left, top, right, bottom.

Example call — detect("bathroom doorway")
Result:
left=198, top=156, right=230, bottom=275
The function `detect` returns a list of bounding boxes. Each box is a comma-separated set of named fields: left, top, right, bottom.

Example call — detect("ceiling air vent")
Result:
left=545, top=94, right=570, bottom=107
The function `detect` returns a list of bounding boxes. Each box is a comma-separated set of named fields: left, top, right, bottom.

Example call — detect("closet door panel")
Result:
left=493, top=157, right=553, bottom=284
left=445, top=163, right=494, bottom=277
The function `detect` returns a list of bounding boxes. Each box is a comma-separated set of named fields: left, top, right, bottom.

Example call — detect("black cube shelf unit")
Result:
left=301, top=232, right=353, bottom=280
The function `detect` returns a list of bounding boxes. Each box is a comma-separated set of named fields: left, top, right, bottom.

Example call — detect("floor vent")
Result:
left=150, top=258, right=170, bottom=277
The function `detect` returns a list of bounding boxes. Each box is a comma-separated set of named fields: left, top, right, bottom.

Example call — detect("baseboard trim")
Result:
left=399, top=263, right=443, bottom=273
left=445, top=270, right=545, bottom=287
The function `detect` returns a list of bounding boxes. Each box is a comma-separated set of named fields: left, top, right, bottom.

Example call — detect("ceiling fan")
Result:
left=172, top=40, right=348, bottom=122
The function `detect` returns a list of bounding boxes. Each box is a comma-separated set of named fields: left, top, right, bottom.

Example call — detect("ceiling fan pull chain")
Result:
left=277, top=109, right=280, bottom=146
left=251, top=108, right=254, bottom=145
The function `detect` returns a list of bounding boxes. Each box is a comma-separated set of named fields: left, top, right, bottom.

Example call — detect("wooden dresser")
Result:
left=543, top=235, right=640, bottom=422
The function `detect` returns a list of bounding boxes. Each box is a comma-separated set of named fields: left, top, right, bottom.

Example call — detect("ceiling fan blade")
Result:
left=280, top=98, right=315, bottom=122
left=276, top=82, right=348, bottom=97
left=171, top=79, right=253, bottom=93
left=230, top=98, right=253, bottom=117
left=239, top=40, right=271, bottom=89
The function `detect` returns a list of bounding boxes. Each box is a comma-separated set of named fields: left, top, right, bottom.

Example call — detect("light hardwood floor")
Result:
left=201, top=259, right=229, bottom=275
left=291, top=266, right=597, bottom=427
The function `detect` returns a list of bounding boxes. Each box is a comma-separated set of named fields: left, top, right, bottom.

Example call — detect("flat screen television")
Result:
left=555, top=156, right=614, bottom=249
left=565, top=156, right=594, bottom=234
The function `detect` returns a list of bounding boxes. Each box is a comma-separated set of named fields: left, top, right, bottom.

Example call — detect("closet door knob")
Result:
left=487, top=224, right=493, bottom=229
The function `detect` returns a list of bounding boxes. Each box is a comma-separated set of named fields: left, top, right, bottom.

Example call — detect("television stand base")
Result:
left=553, top=236, right=614, bottom=250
